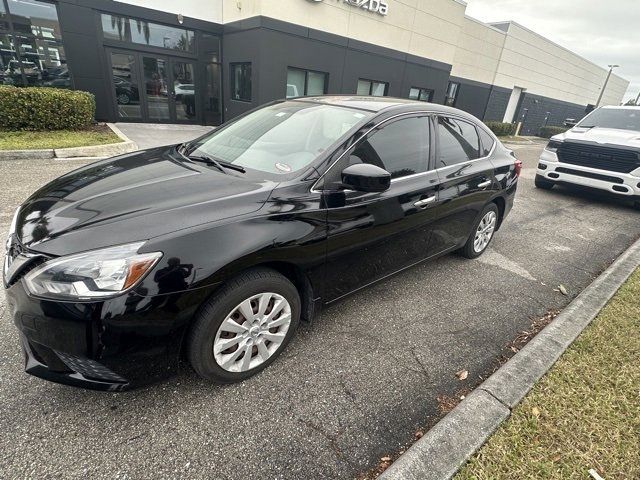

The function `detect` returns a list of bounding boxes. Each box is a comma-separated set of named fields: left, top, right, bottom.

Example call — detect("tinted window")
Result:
left=437, top=117, right=480, bottom=167
left=409, top=87, right=433, bottom=102
left=101, top=14, right=194, bottom=52
left=231, top=63, right=251, bottom=102
left=445, top=82, right=459, bottom=106
left=357, top=79, right=388, bottom=97
left=348, top=117, right=429, bottom=180
left=478, top=128, right=495, bottom=156
left=286, top=67, right=328, bottom=98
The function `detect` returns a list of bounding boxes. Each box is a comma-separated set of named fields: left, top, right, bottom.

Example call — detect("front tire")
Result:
left=187, top=268, right=300, bottom=383
left=535, top=175, right=555, bottom=190
left=461, top=203, right=499, bottom=259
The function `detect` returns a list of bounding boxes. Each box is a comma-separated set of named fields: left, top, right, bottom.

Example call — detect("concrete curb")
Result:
left=380, top=237, right=640, bottom=480
left=0, top=123, right=137, bottom=161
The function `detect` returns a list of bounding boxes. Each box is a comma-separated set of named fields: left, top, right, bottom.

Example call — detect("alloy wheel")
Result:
left=213, top=292, right=292, bottom=373
left=473, top=210, right=497, bottom=253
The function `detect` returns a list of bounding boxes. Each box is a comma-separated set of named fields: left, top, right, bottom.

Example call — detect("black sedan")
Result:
left=3, top=97, right=520, bottom=390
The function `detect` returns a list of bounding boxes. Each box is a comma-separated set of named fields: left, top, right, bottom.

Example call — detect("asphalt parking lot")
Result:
left=1, top=143, right=639, bottom=479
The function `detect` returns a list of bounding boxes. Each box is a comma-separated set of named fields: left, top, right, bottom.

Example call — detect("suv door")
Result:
left=317, top=115, right=440, bottom=302
left=430, top=115, right=498, bottom=253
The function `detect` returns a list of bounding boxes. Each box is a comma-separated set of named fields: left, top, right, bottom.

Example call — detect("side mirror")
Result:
left=341, top=163, right=391, bottom=193
left=563, top=118, right=577, bottom=128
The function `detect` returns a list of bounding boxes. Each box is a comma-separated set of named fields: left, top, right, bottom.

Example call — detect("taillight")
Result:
left=514, top=159, right=522, bottom=177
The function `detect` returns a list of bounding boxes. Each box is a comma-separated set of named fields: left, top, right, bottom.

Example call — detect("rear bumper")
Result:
left=538, top=152, right=640, bottom=197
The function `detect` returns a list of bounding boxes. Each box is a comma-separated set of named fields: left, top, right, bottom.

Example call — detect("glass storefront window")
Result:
left=7, top=0, right=61, bottom=39
left=1, top=33, right=20, bottom=85
left=204, top=63, right=221, bottom=125
left=286, top=67, right=328, bottom=98
left=1, top=0, right=70, bottom=88
left=357, top=78, right=388, bottom=97
left=409, top=87, right=433, bottom=102
left=101, top=14, right=195, bottom=53
left=286, top=68, right=305, bottom=98
left=231, top=63, right=251, bottom=102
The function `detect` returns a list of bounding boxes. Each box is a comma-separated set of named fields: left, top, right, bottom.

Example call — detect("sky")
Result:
left=465, top=0, right=640, bottom=103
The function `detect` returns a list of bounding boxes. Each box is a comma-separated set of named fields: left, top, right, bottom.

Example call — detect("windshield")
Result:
left=188, top=102, right=372, bottom=175
left=577, top=108, right=640, bottom=132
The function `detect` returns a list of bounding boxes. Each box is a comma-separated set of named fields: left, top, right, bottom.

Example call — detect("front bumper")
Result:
left=538, top=150, right=640, bottom=197
left=5, top=276, right=210, bottom=391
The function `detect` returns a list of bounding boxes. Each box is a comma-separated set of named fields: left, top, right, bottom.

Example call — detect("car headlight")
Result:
left=23, top=242, right=162, bottom=300
left=544, top=140, right=562, bottom=153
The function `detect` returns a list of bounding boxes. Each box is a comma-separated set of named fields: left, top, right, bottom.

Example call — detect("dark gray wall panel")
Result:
left=450, top=77, right=491, bottom=120
left=516, top=94, right=589, bottom=135
left=222, top=29, right=262, bottom=120
left=400, top=62, right=450, bottom=104
left=483, top=86, right=511, bottom=122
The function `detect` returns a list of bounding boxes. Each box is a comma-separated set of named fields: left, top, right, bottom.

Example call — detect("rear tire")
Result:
left=461, top=203, right=499, bottom=259
left=187, top=268, right=300, bottom=383
left=535, top=175, right=555, bottom=190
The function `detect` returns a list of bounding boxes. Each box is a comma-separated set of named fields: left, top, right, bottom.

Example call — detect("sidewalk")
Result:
left=115, top=123, right=214, bottom=150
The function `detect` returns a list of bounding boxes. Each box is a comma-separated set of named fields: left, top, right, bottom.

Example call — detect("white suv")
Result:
left=536, top=106, right=640, bottom=207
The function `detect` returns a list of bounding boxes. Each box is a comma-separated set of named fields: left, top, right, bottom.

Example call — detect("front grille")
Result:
left=55, top=351, right=127, bottom=383
left=557, top=142, right=640, bottom=173
left=555, top=167, right=624, bottom=184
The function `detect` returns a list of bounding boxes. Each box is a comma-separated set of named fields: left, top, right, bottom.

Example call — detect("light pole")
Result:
left=596, top=64, right=619, bottom=107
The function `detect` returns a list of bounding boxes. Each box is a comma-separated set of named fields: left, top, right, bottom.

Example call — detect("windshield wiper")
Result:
left=181, top=150, right=246, bottom=174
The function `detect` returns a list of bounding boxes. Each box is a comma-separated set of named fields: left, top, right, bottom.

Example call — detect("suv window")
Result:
left=437, top=117, right=480, bottom=168
left=323, top=116, right=430, bottom=188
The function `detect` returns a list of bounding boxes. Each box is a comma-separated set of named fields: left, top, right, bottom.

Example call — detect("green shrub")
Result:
left=539, top=125, right=568, bottom=139
left=0, top=85, right=95, bottom=131
left=484, top=121, right=517, bottom=137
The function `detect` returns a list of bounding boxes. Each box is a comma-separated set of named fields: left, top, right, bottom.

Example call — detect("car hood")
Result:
left=557, top=127, right=640, bottom=147
left=16, top=146, right=277, bottom=256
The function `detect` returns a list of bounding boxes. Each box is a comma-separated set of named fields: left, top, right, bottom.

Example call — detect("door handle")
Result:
left=414, top=196, right=436, bottom=208
left=478, top=180, right=492, bottom=189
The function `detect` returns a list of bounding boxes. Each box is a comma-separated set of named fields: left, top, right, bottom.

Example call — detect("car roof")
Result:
left=291, top=95, right=466, bottom=116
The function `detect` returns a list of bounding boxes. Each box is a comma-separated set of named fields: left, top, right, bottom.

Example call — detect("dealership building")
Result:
left=0, top=0, right=629, bottom=134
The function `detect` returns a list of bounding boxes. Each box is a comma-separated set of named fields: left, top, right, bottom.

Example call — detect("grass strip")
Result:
left=457, top=268, right=640, bottom=480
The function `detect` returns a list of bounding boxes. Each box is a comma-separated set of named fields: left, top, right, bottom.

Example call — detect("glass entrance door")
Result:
left=110, top=51, right=143, bottom=120
left=108, top=49, right=199, bottom=123
left=142, top=55, right=170, bottom=122
left=172, top=61, right=196, bottom=121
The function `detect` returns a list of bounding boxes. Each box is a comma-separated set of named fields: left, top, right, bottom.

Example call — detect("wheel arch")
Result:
left=491, top=195, right=506, bottom=230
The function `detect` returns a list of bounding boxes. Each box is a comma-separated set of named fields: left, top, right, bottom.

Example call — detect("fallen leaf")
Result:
left=415, top=430, right=424, bottom=439
left=381, top=456, right=392, bottom=463
left=559, top=285, right=568, bottom=295
left=510, top=346, right=519, bottom=353
left=532, top=407, right=540, bottom=417
left=456, top=370, right=469, bottom=381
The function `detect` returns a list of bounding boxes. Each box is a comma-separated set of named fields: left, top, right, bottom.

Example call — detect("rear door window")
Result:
left=437, top=116, right=481, bottom=168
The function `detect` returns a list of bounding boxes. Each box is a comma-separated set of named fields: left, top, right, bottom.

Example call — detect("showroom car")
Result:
left=536, top=105, right=640, bottom=207
left=3, top=96, right=520, bottom=390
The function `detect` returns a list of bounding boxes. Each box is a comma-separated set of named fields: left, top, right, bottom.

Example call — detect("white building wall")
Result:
left=450, top=16, right=505, bottom=85
left=489, top=22, right=628, bottom=107
left=222, top=0, right=467, bottom=66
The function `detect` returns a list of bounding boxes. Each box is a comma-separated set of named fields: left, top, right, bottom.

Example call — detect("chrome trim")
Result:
left=478, top=180, right=492, bottom=189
